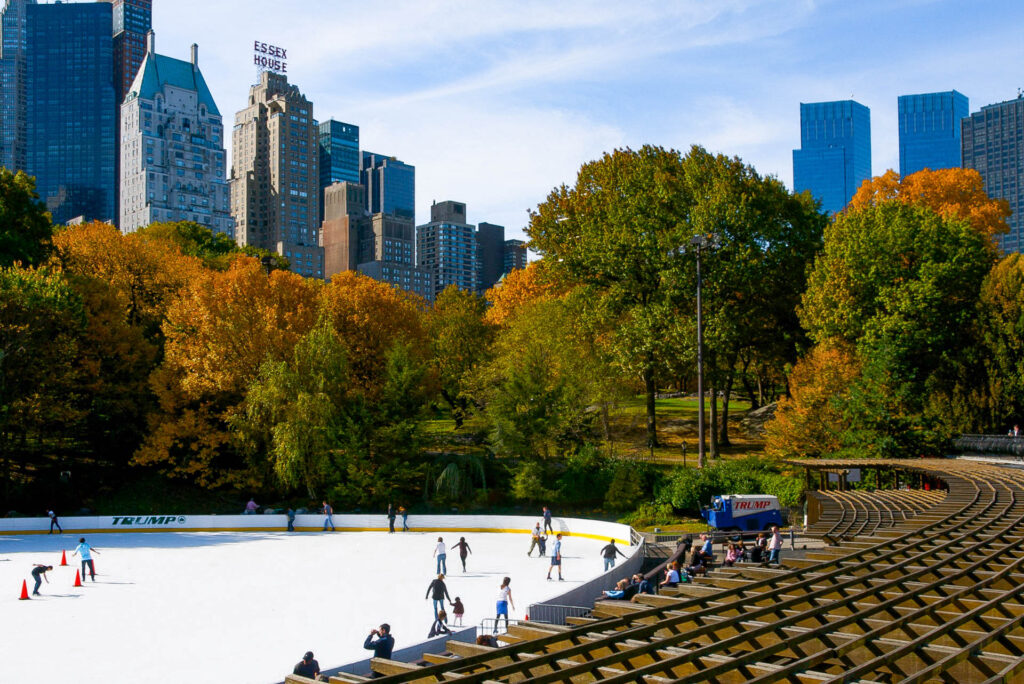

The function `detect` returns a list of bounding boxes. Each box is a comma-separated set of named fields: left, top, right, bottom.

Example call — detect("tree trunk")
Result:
left=709, top=377, right=719, bottom=459
left=739, top=356, right=759, bottom=410
left=720, top=364, right=735, bottom=447
left=643, top=365, right=659, bottom=448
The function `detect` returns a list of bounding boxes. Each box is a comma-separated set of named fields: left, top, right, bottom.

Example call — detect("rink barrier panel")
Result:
left=0, top=514, right=634, bottom=546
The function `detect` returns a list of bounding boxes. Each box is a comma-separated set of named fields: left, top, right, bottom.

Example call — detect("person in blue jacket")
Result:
left=364, top=623, right=395, bottom=659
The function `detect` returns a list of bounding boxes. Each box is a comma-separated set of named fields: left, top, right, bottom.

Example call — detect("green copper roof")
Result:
left=125, top=52, right=220, bottom=116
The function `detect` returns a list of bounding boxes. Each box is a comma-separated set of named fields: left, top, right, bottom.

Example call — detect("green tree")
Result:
left=529, top=145, right=825, bottom=449
left=0, top=169, right=53, bottom=268
left=428, top=286, right=494, bottom=428
left=799, top=202, right=996, bottom=457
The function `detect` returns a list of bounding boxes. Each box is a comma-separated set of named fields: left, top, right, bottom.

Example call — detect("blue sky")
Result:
left=155, top=0, right=1023, bottom=240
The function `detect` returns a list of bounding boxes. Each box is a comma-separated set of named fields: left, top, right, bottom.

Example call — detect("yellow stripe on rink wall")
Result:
left=0, top=515, right=635, bottom=547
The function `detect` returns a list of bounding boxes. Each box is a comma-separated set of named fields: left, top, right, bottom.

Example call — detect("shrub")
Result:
left=604, top=462, right=646, bottom=511
left=657, top=458, right=805, bottom=513
left=619, top=502, right=678, bottom=528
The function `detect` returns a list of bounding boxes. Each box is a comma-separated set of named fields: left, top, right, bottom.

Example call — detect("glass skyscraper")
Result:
left=318, top=118, right=358, bottom=222
left=361, top=151, right=415, bottom=221
left=898, top=90, right=968, bottom=176
left=962, top=96, right=1024, bottom=253
left=0, top=0, right=32, bottom=174
left=793, top=100, right=871, bottom=214
left=26, top=1, right=116, bottom=224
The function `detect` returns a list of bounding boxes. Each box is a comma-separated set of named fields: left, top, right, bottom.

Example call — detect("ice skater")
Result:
left=47, top=509, right=62, bottom=534
left=494, top=577, right=515, bottom=633
left=434, top=537, right=447, bottom=574
left=387, top=503, right=396, bottom=533
left=30, top=564, right=52, bottom=595
left=400, top=506, right=409, bottom=531
left=542, top=506, right=553, bottom=535
left=452, top=536, right=472, bottom=572
left=425, top=573, right=451, bottom=620
left=451, top=596, right=465, bottom=626
left=546, top=533, right=563, bottom=581
left=72, top=537, right=100, bottom=581
left=428, top=610, right=452, bottom=638
left=527, top=523, right=542, bottom=556
left=600, top=539, right=627, bottom=571
left=322, top=501, right=335, bottom=531
left=286, top=507, right=295, bottom=532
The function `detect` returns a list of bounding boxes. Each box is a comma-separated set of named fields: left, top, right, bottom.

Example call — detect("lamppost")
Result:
left=689, top=233, right=720, bottom=467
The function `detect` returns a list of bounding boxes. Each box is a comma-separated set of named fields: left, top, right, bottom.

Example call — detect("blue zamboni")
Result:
left=702, top=494, right=784, bottom=532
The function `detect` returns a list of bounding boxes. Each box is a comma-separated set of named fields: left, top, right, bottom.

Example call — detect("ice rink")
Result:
left=0, top=529, right=621, bottom=684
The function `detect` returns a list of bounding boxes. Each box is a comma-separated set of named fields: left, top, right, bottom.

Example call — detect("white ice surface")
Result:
left=0, top=530, right=618, bottom=684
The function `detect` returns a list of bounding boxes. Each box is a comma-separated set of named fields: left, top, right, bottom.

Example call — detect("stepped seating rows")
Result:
left=807, top=487, right=947, bottom=541
left=291, top=460, right=1024, bottom=683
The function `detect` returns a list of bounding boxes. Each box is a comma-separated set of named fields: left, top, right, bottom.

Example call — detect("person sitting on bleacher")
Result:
left=660, top=561, right=682, bottom=588
left=750, top=533, right=766, bottom=564
left=686, top=545, right=708, bottom=576
left=602, top=578, right=631, bottom=599
left=724, top=542, right=740, bottom=567
left=633, top=573, right=654, bottom=596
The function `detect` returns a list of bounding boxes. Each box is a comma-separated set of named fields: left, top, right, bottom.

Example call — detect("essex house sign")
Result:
left=253, top=40, right=288, bottom=74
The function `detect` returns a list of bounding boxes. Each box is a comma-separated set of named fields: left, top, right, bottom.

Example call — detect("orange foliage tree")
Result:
left=135, top=256, right=320, bottom=488
left=317, top=271, right=428, bottom=395
left=484, top=261, right=557, bottom=326
left=764, top=343, right=861, bottom=460
left=849, top=168, right=1011, bottom=240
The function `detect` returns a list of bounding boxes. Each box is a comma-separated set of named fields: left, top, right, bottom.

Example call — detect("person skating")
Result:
left=387, top=503, right=396, bottom=534
left=451, top=597, right=465, bottom=626
left=542, top=506, right=554, bottom=535
left=494, top=576, right=515, bottom=633
left=546, top=533, right=563, bottom=581
left=600, top=539, right=627, bottom=571
left=72, top=537, right=100, bottom=581
left=433, top=537, right=447, bottom=574
left=30, top=564, right=52, bottom=595
left=292, top=651, right=320, bottom=679
left=47, top=509, right=62, bottom=534
left=452, top=536, right=472, bottom=572
left=364, top=623, right=394, bottom=659
left=527, top=523, right=542, bottom=556
left=400, top=506, right=409, bottom=531
left=429, top=610, right=452, bottom=638
left=425, top=573, right=451, bottom=621
left=286, top=508, right=296, bottom=532
left=321, top=501, right=335, bottom=531
left=537, top=531, right=548, bottom=557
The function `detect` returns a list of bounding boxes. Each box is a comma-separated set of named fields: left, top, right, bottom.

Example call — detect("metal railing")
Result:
left=478, top=617, right=525, bottom=634
left=525, top=604, right=591, bottom=625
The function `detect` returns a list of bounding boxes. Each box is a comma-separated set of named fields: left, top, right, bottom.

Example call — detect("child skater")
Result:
left=451, top=596, right=465, bottom=626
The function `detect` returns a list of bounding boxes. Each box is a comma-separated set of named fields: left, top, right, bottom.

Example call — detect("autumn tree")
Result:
left=850, top=168, right=1011, bottom=240
left=0, top=169, right=53, bottom=268
left=428, top=286, right=494, bottom=428
left=136, top=256, right=319, bottom=489
left=484, top=262, right=556, bottom=326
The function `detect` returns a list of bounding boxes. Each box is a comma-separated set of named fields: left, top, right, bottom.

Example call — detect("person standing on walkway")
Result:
left=425, top=574, right=451, bottom=621
left=767, top=525, right=783, bottom=565
left=30, top=564, right=52, bottom=595
left=47, top=509, right=62, bottom=534
left=322, top=501, right=335, bottom=531
left=244, top=498, right=258, bottom=514
left=452, top=536, right=472, bottom=572
left=434, top=537, right=447, bottom=574
left=527, top=523, right=542, bottom=557
left=600, top=539, right=627, bottom=571
left=546, top=533, right=563, bottom=581
left=400, top=506, right=409, bottom=531
left=542, top=506, right=554, bottom=535
left=387, top=503, right=396, bottom=534
left=494, top=577, right=515, bottom=633
left=72, top=537, right=100, bottom=581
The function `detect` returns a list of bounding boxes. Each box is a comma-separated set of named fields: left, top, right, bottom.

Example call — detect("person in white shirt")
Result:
left=494, top=577, right=515, bottom=633
left=434, top=537, right=447, bottom=575
left=767, top=525, right=783, bottom=565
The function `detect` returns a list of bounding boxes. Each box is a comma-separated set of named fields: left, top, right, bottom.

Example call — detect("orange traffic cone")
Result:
left=19, top=580, right=30, bottom=600
left=60, top=550, right=68, bottom=566
left=73, top=570, right=82, bottom=587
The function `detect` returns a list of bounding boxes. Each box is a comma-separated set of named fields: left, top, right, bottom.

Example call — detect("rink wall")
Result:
left=0, top=514, right=634, bottom=545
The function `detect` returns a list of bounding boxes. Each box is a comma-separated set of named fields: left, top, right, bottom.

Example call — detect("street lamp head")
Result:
left=689, top=233, right=722, bottom=250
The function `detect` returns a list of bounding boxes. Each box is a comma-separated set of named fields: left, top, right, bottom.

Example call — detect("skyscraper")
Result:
left=475, top=221, right=504, bottom=293
left=898, top=90, right=968, bottom=176
left=317, top=118, right=358, bottom=223
left=361, top=151, right=414, bottom=220
left=793, top=100, right=871, bottom=214
left=962, top=96, right=1024, bottom=253
left=417, top=200, right=477, bottom=296
left=503, top=239, right=527, bottom=274
left=119, top=34, right=231, bottom=234
left=230, top=71, right=322, bottom=278
left=0, top=0, right=32, bottom=174
left=106, top=0, right=150, bottom=103
left=25, top=0, right=116, bottom=224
